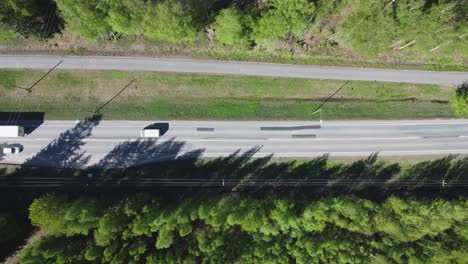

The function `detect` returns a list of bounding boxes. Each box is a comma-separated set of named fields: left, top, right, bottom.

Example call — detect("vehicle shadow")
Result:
left=143, top=123, right=169, bottom=136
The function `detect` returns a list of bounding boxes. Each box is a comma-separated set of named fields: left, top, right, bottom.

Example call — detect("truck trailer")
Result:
left=0, top=126, right=25, bottom=137
left=140, top=128, right=160, bottom=138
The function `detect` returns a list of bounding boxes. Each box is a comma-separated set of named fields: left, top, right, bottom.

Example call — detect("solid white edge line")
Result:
left=3, top=150, right=468, bottom=165
left=1, top=137, right=429, bottom=142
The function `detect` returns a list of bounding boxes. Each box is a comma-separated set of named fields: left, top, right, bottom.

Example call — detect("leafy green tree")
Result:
left=84, top=243, right=102, bottom=261
left=374, top=197, right=465, bottom=242
left=20, top=236, right=87, bottom=264
left=251, top=0, right=316, bottom=49
left=214, top=7, right=247, bottom=46
left=267, top=199, right=298, bottom=236
left=29, top=193, right=68, bottom=235
left=142, top=0, right=196, bottom=43
left=102, top=0, right=145, bottom=36
left=55, top=0, right=110, bottom=40
left=63, top=198, right=103, bottom=235
left=7, top=0, right=38, bottom=17
left=29, top=194, right=102, bottom=236
left=94, top=205, right=130, bottom=246
left=226, top=198, right=270, bottom=232
left=327, top=196, right=375, bottom=235
left=155, top=225, right=175, bottom=249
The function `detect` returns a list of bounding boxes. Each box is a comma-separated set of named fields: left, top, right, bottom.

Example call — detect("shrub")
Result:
left=214, top=7, right=246, bottom=47
left=251, top=0, right=315, bottom=49
left=451, top=82, right=468, bottom=118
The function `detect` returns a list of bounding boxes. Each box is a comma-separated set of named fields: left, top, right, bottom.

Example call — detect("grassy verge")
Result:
left=202, top=50, right=468, bottom=72
left=0, top=69, right=455, bottom=120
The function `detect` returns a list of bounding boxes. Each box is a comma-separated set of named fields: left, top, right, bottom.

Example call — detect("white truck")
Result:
left=0, top=126, right=25, bottom=137
left=140, top=128, right=160, bottom=138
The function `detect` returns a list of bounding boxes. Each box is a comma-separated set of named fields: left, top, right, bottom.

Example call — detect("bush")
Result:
left=251, top=0, right=315, bottom=49
left=214, top=7, right=246, bottom=47
left=141, top=0, right=197, bottom=43
left=451, top=82, right=468, bottom=118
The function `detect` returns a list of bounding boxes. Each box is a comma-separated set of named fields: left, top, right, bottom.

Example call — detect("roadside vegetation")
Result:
left=451, top=82, right=468, bottom=118
left=1, top=0, right=466, bottom=70
left=0, top=69, right=455, bottom=120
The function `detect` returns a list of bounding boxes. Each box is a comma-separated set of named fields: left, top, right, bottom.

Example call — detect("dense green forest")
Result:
left=19, top=193, right=468, bottom=263
left=1, top=150, right=468, bottom=262
left=1, top=0, right=467, bottom=67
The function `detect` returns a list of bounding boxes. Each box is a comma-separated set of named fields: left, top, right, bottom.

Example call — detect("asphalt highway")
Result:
left=1, top=55, right=467, bottom=85
left=1, top=120, right=467, bottom=169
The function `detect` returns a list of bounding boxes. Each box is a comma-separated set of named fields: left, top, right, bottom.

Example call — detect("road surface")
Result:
left=0, top=55, right=467, bottom=85
left=1, top=119, right=468, bottom=169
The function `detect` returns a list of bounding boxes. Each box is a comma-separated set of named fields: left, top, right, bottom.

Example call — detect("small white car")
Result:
left=3, top=146, right=22, bottom=154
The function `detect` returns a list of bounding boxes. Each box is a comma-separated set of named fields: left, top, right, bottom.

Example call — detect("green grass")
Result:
left=0, top=70, right=18, bottom=90
left=0, top=69, right=456, bottom=120
left=203, top=49, right=468, bottom=72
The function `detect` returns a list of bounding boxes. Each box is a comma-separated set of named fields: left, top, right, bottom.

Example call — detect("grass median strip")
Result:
left=0, top=69, right=455, bottom=120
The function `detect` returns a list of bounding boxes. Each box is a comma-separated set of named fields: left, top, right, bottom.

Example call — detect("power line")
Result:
left=312, top=81, right=349, bottom=113
left=15, top=60, right=63, bottom=93
left=94, top=79, right=136, bottom=113
left=2, top=178, right=468, bottom=188
left=41, top=0, right=55, bottom=39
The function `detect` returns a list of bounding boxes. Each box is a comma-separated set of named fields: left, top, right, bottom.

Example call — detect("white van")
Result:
left=140, top=129, right=160, bottom=138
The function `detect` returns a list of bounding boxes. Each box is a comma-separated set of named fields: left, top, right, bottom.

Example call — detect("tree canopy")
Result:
left=22, top=193, right=468, bottom=263
left=214, top=7, right=247, bottom=47
left=251, top=0, right=316, bottom=49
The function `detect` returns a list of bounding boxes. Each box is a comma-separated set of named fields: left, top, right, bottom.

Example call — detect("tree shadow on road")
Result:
left=2, top=138, right=467, bottom=197
left=85, top=146, right=468, bottom=197
left=93, top=137, right=203, bottom=170
left=88, top=138, right=205, bottom=187
left=23, top=115, right=102, bottom=168
left=2, top=115, right=102, bottom=188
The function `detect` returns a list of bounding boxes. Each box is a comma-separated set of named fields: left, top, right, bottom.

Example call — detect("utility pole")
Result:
left=311, top=81, right=350, bottom=124
left=311, top=109, right=322, bottom=124
left=75, top=108, right=81, bottom=124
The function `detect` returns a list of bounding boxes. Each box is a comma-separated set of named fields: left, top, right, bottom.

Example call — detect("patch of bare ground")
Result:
left=0, top=29, right=465, bottom=70
left=0, top=31, right=208, bottom=59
